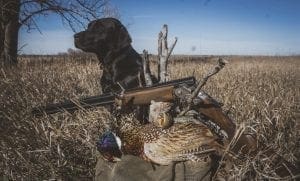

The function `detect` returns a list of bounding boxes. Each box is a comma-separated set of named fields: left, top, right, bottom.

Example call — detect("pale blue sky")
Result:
left=19, top=0, right=300, bottom=55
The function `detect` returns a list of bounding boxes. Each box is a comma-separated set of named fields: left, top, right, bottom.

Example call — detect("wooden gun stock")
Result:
left=197, top=91, right=257, bottom=153
left=196, top=91, right=299, bottom=177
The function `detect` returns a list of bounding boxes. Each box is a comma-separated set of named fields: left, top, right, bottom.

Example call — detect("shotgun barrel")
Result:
left=32, top=76, right=196, bottom=116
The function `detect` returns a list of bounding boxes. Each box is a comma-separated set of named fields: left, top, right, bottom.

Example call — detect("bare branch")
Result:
left=166, top=37, right=177, bottom=62
left=180, top=58, right=228, bottom=116
left=20, top=8, right=51, bottom=25
left=191, top=58, right=228, bottom=99
left=157, top=31, right=162, bottom=81
left=18, top=0, right=114, bottom=32
left=157, top=24, right=177, bottom=83
left=158, top=24, right=169, bottom=83
left=142, top=50, right=153, bottom=86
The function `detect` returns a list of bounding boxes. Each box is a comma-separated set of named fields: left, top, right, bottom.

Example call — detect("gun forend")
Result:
left=116, top=85, right=175, bottom=107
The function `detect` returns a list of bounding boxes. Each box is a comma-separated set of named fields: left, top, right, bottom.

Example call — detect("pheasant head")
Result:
left=96, top=131, right=122, bottom=162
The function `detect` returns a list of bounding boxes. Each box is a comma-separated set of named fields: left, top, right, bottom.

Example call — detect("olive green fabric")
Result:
left=95, top=155, right=213, bottom=181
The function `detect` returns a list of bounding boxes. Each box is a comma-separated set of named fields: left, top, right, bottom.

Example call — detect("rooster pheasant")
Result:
left=97, top=116, right=225, bottom=165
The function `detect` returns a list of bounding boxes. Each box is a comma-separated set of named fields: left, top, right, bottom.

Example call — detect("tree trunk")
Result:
left=2, top=20, right=21, bottom=66
left=0, top=0, right=6, bottom=62
left=0, top=27, right=4, bottom=63
left=1, top=0, right=20, bottom=66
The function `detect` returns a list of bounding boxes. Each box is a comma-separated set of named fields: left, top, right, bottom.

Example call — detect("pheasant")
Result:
left=97, top=117, right=225, bottom=165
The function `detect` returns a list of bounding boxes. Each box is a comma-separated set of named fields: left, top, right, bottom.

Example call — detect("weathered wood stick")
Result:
left=158, top=24, right=169, bottom=83
left=166, top=37, right=178, bottom=62
left=180, top=58, right=227, bottom=116
left=191, top=58, right=227, bottom=100
left=157, top=25, right=178, bottom=83
left=157, top=31, right=163, bottom=81
left=142, top=50, right=153, bottom=86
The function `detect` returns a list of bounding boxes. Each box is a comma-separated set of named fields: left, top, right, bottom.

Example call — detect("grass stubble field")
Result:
left=0, top=55, right=299, bottom=180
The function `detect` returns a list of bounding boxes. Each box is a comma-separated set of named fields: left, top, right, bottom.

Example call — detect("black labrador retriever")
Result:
left=74, top=18, right=145, bottom=93
left=74, top=18, right=152, bottom=122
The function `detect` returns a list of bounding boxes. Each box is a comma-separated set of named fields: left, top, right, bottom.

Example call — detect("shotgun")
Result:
left=32, top=76, right=196, bottom=116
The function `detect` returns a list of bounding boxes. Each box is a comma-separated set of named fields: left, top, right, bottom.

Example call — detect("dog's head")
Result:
left=74, top=18, right=132, bottom=58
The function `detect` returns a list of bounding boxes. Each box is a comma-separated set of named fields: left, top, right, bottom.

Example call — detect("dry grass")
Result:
left=0, top=55, right=299, bottom=180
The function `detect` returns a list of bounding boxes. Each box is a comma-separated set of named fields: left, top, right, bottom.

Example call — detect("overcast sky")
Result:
left=19, top=0, right=300, bottom=55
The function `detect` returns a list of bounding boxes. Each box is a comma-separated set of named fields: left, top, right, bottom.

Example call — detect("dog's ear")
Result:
left=116, top=25, right=132, bottom=49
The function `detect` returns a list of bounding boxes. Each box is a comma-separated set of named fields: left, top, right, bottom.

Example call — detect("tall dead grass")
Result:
left=0, top=56, right=299, bottom=180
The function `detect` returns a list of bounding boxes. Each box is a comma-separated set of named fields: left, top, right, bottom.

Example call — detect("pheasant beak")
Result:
left=102, top=153, right=122, bottom=162
left=157, top=112, right=173, bottom=129
left=112, top=156, right=122, bottom=162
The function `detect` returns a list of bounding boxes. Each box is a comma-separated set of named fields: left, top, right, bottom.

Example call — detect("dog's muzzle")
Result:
left=74, top=32, right=85, bottom=49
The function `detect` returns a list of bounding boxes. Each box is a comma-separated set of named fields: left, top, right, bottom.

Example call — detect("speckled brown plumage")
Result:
left=116, top=121, right=223, bottom=165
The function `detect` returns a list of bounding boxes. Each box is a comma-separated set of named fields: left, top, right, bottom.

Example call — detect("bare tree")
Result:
left=0, top=0, right=117, bottom=66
